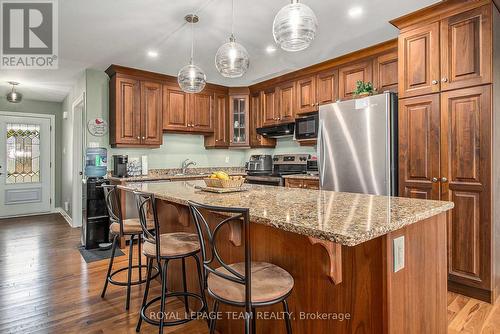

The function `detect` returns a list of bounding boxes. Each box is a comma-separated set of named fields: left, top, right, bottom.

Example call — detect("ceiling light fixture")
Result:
left=273, top=0, right=318, bottom=52
left=215, top=0, right=250, bottom=78
left=348, top=6, right=363, bottom=18
left=266, top=45, right=277, bottom=54
left=178, top=14, right=206, bottom=93
left=147, top=50, right=159, bottom=58
left=6, top=82, right=22, bottom=103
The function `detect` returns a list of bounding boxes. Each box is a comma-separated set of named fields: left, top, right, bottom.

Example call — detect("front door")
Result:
left=0, top=114, right=52, bottom=217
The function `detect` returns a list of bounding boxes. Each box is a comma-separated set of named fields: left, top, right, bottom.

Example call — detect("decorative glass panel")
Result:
left=6, top=123, right=40, bottom=184
left=232, top=98, right=246, bottom=144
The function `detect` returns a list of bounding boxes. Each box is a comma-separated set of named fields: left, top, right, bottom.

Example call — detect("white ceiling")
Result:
left=0, top=0, right=440, bottom=102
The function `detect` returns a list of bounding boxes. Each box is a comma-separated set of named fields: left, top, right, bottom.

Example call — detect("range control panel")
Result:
left=272, top=154, right=311, bottom=165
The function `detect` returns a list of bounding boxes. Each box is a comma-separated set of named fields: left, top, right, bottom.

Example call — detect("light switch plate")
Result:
left=393, top=236, right=405, bottom=272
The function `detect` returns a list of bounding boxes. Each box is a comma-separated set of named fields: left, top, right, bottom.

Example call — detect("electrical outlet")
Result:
left=225, top=156, right=230, bottom=163
left=393, top=236, right=405, bottom=272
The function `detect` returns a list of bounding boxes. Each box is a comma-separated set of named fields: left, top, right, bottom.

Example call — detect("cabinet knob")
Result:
left=431, top=177, right=439, bottom=183
left=432, top=80, right=438, bottom=85
left=441, top=78, right=448, bottom=83
left=441, top=177, right=448, bottom=183
left=277, top=117, right=281, bottom=121
left=142, top=136, right=145, bottom=140
left=137, top=136, right=140, bottom=139
left=310, top=103, right=315, bottom=107
left=215, top=139, right=218, bottom=142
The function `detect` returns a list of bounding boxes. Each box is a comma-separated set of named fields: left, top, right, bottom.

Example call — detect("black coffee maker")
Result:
left=112, top=155, right=128, bottom=177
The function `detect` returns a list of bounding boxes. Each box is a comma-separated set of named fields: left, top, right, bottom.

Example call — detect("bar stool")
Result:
left=188, top=201, right=294, bottom=334
left=100, top=184, right=157, bottom=310
left=134, top=191, right=207, bottom=333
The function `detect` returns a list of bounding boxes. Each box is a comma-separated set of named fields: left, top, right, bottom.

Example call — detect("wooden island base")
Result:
left=154, top=199, right=448, bottom=334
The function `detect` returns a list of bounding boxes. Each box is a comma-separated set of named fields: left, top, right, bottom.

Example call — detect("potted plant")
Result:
left=353, top=80, right=375, bottom=97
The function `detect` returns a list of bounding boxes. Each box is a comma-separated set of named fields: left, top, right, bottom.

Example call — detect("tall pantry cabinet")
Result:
left=393, top=1, right=500, bottom=303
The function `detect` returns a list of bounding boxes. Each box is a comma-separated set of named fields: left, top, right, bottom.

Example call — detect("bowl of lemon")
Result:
left=204, top=172, right=245, bottom=188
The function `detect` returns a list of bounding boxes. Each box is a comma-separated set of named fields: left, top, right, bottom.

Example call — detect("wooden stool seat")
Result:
left=143, top=232, right=200, bottom=257
left=109, top=218, right=154, bottom=235
left=208, top=262, right=294, bottom=304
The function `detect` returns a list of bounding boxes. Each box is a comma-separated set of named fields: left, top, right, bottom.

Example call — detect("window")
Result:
left=6, top=123, right=41, bottom=184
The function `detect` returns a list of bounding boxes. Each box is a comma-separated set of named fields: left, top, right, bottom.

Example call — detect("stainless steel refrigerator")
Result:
left=317, top=92, right=398, bottom=196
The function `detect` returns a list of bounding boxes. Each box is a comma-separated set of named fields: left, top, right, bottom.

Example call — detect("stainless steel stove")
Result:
left=245, top=154, right=310, bottom=186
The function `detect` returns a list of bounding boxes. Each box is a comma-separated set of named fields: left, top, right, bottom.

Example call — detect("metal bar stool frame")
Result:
left=100, top=184, right=157, bottom=310
left=134, top=191, right=208, bottom=334
left=188, top=201, right=293, bottom=334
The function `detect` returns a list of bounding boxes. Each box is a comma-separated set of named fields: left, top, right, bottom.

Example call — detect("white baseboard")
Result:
left=55, top=207, right=73, bottom=227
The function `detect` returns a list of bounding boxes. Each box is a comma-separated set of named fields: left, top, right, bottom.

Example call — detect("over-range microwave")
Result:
left=294, top=113, right=318, bottom=140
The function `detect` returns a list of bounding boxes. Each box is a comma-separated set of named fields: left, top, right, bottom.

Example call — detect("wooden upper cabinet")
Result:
left=399, top=94, right=441, bottom=200
left=249, top=93, right=276, bottom=148
left=191, top=92, right=213, bottom=132
left=140, top=81, right=162, bottom=146
left=373, top=51, right=398, bottom=93
left=316, top=69, right=339, bottom=106
left=162, top=84, right=189, bottom=131
left=276, top=81, right=295, bottom=123
left=111, top=76, right=141, bottom=146
left=440, top=85, right=491, bottom=289
left=261, top=89, right=277, bottom=127
left=338, top=60, right=373, bottom=100
left=296, top=76, right=317, bottom=115
left=205, top=93, right=228, bottom=148
left=440, top=5, right=492, bottom=92
left=398, top=22, right=440, bottom=98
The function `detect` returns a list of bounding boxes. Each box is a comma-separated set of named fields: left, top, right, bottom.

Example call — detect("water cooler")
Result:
left=82, top=148, right=110, bottom=249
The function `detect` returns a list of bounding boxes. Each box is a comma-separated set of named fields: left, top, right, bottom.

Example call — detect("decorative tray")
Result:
left=195, top=185, right=249, bottom=194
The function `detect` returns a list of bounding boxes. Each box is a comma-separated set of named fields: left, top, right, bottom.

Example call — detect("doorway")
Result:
left=71, top=93, right=86, bottom=227
left=0, top=112, right=55, bottom=218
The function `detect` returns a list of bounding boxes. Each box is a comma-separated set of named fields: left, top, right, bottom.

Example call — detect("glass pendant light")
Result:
left=6, top=82, right=22, bottom=103
left=215, top=0, right=249, bottom=78
left=273, top=0, right=318, bottom=52
left=178, top=14, right=206, bottom=93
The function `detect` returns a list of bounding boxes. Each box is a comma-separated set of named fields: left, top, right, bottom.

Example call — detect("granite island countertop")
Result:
left=119, top=180, right=454, bottom=247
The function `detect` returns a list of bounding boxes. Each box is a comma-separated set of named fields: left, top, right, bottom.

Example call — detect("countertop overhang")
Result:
left=119, top=180, right=454, bottom=247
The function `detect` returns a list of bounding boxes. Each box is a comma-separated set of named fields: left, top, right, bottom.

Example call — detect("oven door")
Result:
left=295, top=114, right=318, bottom=140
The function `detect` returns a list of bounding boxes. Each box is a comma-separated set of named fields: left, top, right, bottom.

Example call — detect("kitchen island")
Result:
left=120, top=180, right=453, bottom=334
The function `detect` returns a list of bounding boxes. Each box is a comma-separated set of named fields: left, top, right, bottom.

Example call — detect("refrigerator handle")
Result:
left=317, top=120, right=326, bottom=188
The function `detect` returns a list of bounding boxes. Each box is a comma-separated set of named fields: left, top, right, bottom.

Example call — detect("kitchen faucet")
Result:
left=181, top=159, right=197, bottom=174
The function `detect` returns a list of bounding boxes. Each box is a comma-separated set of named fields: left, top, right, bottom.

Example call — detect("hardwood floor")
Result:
left=0, top=213, right=498, bottom=333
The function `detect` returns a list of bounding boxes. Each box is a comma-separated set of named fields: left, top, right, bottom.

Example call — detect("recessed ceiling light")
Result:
left=147, top=50, right=159, bottom=58
left=348, top=6, right=363, bottom=19
left=266, top=45, right=277, bottom=54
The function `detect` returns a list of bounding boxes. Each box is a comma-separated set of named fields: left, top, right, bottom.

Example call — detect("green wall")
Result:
left=0, top=96, right=63, bottom=207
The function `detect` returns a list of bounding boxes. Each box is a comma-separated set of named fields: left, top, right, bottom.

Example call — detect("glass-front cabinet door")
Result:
left=229, top=94, right=249, bottom=147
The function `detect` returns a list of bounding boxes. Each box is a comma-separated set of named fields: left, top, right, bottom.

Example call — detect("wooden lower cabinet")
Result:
left=399, top=85, right=493, bottom=301
left=441, top=86, right=491, bottom=294
left=285, top=178, right=319, bottom=190
left=399, top=94, right=441, bottom=200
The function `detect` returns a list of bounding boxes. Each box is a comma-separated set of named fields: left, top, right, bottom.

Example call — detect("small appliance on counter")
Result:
left=245, top=155, right=272, bottom=175
left=112, top=155, right=128, bottom=178
left=307, top=157, right=319, bottom=175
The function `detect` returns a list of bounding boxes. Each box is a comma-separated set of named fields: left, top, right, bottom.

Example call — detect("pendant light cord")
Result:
left=190, top=17, right=194, bottom=64
left=231, top=0, right=234, bottom=36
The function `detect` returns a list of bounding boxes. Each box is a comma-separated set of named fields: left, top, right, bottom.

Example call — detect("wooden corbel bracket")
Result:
left=308, top=237, right=343, bottom=285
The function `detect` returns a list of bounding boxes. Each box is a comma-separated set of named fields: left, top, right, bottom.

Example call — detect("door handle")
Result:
left=431, top=177, right=439, bottom=183
left=441, top=177, right=448, bottom=183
